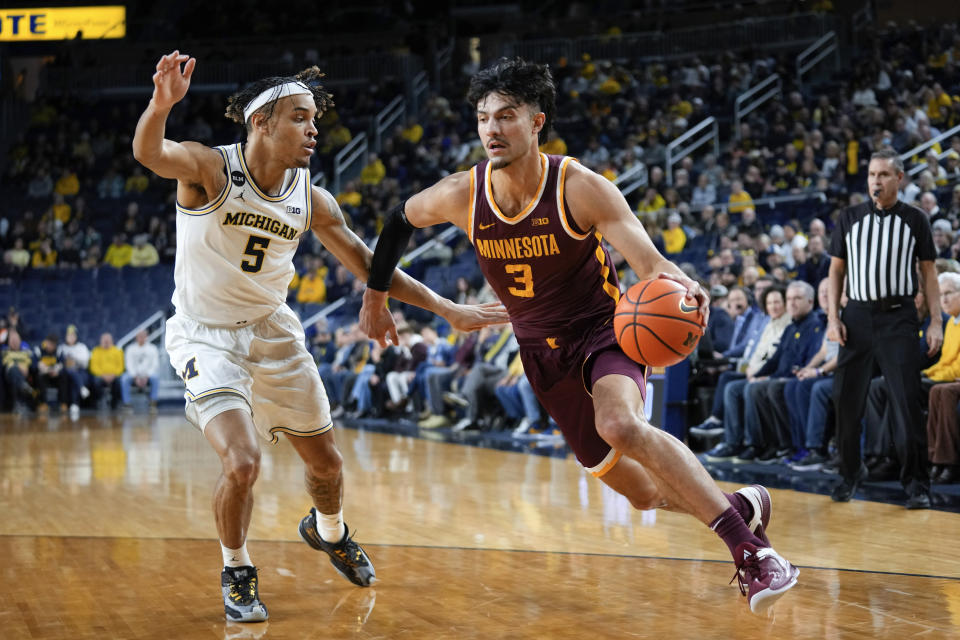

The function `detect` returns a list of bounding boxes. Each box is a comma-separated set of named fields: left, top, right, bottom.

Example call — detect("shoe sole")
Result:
left=225, top=604, right=269, bottom=622
left=705, top=454, right=738, bottom=462
left=749, top=566, right=800, bottom=614
left=689, top=428, right=725, bottom=437
left=790, top=463, right=823, bottom=471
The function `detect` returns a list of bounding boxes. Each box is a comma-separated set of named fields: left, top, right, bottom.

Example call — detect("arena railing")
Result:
left=613, top=163, right=649, bottom=199
left=796, top=31, right=839, bottom=87
left=332, top=133, right=368, bottom=195
left=666, top=117, right=720, bottom=187
left=734, top=74, right=782, bottom=141
left=686, top=190, right=828, bottom=214
left=411, top=71, right=430, bottom=115
left=503, top=13, right=837, bottom=63
left=901, top=124, right=960, bottom=177
left=375, top=95, right=406, bottom=153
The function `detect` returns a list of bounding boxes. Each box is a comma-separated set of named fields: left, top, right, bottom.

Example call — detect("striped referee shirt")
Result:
left=828, top=201, right=935, bottom=302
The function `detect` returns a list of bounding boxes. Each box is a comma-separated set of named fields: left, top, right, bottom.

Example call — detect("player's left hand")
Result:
left=657, top=272, right=710, bottom=327
left=443, top=301, right=510, bottom=333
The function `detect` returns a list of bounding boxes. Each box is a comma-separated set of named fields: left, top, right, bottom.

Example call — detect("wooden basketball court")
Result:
left=2, top=412, right=958, bottom=639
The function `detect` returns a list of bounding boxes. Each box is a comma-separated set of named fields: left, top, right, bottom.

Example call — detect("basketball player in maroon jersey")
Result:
left=359, top=59, right=798, bottom=612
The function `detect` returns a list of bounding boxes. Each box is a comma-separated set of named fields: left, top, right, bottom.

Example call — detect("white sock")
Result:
left=221, top=541, right=252, bottom=568
left=316, top=510, right=346, bottom=543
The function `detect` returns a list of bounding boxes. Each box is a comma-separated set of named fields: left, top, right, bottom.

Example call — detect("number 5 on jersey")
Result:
left=242, top=235, right=271, bottom=273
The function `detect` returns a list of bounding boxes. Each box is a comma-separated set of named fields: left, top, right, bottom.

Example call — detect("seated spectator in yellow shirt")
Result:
left=54, top=167, right=80, bottom=196
left=296, top=257, right=329, bottom=304
left=90, top=332, right=124, bottom=410
left=31, top=238, right=58, bottom=268
left=129, top=234, right=159, bottom=268
left=336, top=180, right=362, bottom=209
left=637, top=187, right=666, bottom=215
left=50, top=193, right=72, bottom=224
left=663, top=212, right=687, bottom=255
left=125, top=166, right=149, bottom=194
left=401, top=117, right=424, bottom=144
left=539, top=130, right=568, bottom=156
left=5, top=238, right=31, bottom=271
left=103, top=233, right=133, bottom=268
left=727, top=179, right=754, bottom=213
left=360, top=153, right=386, bottom=186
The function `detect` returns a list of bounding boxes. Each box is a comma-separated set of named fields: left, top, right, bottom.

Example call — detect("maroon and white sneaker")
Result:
left=732, top=542, right=799, bottom=613
left=735, top=485, right=772, bottom=545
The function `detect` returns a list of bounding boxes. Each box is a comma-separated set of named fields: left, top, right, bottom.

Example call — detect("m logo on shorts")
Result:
left=181, top=357, right=200, bottom=381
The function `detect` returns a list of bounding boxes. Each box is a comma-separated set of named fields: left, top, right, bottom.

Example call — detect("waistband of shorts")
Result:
left=174, top=305, right=281, bottom=329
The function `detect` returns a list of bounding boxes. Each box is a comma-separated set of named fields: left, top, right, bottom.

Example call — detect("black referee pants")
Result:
left=833, top=302, right=928, bottom=496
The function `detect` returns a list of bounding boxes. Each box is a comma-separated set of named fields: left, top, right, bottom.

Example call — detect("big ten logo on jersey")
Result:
left=531, top=217, right=549, bottom=227
left=286, top=205, right=302, bottom=215
left=181, top=357, right=200, bottom=381
left=231, top=171, right=245, bottom=187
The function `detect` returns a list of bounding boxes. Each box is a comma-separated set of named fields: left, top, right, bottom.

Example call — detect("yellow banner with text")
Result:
left=0, top=6, right=125, bottom=41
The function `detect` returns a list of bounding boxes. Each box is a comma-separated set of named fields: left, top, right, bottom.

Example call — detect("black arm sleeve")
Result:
left=367, top=201, right=416, bottom=292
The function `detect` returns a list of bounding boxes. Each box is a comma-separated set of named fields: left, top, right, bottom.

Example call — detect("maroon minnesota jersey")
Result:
left=469, top=153, right=621, bottom=341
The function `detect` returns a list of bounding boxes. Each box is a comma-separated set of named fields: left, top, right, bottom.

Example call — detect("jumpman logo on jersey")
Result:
left=237, top=190, right=246, bottom=202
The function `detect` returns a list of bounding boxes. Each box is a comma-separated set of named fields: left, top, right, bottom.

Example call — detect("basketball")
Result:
left=613, top=279, right=704, bottom=367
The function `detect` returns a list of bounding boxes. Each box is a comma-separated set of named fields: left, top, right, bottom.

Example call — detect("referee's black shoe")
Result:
left=906, top=490, right=932, bottom=510
left=831, top=464, right=868, bottom=502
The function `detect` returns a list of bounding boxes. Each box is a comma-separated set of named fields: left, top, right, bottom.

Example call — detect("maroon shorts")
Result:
left=518, top=320, right=647, bottom=476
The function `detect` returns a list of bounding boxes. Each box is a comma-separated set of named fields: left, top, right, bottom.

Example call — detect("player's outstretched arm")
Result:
left=311, top=184, right=508, bottom=346
left=565, top=162, right=709, bottom=324
left=132, top=50, right=221, bottom=184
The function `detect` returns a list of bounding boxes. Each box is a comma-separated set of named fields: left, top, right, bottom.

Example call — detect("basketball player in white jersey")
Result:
left=132, top=50, right=508, bottom=623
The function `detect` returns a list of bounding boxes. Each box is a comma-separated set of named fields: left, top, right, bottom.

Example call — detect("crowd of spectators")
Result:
left=2, top=17, right=960, bottom=496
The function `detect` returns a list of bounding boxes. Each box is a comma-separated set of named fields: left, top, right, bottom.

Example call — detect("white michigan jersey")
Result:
left=173, top=142, right=312, bottom=326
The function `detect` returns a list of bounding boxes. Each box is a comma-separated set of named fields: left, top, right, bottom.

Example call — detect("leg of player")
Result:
left=204, top=409, right=268, bottom=622
left=600, top=442, right=773, bottom=544
left=286, top=431, right=376, bottom=587
left=592, top=374, right=798, bottom=613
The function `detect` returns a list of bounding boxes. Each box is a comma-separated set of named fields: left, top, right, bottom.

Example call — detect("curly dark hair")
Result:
left=225, top=66, right=334, bottom=132
left=466, top=58, right=556, bottom=145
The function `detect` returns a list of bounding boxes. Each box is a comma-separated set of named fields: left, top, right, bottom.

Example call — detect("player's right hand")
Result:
left=152, top=50, right=196, bottom=110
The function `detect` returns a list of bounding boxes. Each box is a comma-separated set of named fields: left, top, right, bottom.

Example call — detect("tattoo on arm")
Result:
left=305, top=469, right=343, bottom=514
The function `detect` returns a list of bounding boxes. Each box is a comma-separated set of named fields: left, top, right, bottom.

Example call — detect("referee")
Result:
left=827, top=148, right=943, bottom=509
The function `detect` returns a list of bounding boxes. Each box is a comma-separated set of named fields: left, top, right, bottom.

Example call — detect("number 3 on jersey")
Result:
left=505, top=263, right=534, bottom=298
left=241, top=235, right=271, bottom=273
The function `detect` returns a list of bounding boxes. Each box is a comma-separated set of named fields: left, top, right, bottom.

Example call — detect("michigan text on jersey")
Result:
left=475, top=234, right=561, bottom=260
left=222, top=211, right=299, bottom=240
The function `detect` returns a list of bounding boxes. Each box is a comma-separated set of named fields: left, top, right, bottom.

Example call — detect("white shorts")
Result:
left=165, top=303, right=332, bottom=443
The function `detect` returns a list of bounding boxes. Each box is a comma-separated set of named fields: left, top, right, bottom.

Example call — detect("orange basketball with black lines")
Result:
left=613, top=279, right=704, bottom=367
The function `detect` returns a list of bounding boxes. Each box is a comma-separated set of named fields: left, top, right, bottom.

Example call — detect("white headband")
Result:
left=243, top=81, right=312, bottom=122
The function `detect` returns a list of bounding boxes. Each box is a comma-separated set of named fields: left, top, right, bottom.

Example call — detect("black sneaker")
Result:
left=821, top=453, right=842, bottom=475
left=221, top=565, right=268, bottom=622
left=734, top=446, right=759, bottom=464
left=705, top=442, right=742, bottom=461
left=755, top=447, right=781, bottom=465
left=299, top=508, right=376, bottom=586
left=831, top=464, right=869, bottom=502
left=790, top=450, right=829, bottom=471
